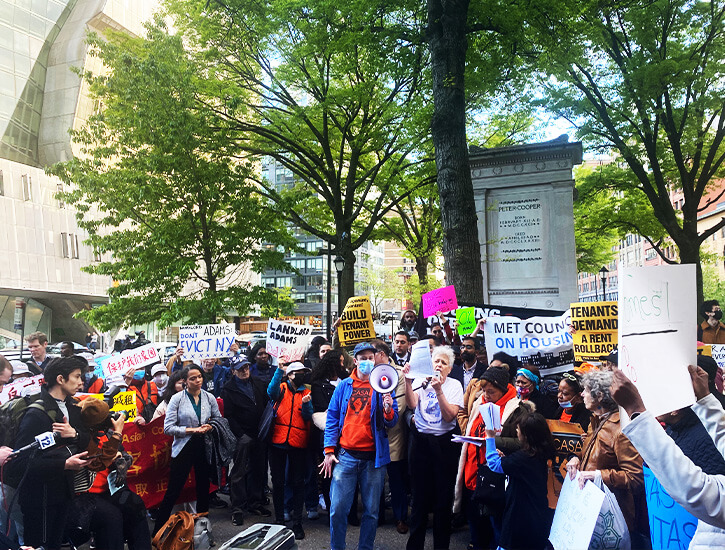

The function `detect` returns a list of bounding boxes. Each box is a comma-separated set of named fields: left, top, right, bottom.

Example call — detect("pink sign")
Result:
left=101, top=343, right=160, bottom=379
left=422, top=285, right=459, bottom=317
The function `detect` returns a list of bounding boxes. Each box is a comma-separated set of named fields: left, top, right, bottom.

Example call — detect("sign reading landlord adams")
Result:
left=496, top=197, right=543, bottom=265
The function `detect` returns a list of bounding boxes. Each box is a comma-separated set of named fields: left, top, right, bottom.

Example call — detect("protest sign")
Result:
left=456, top=307, right=477, bottom=335
left=266, top=319, right=313, bottom=363
left=78, top=390, right=138, bottom=422
left=407, top=340, right=433, bottom=378
left=422, top=285, right=458, bottom=317
left=179, top=324, right=235, bottom=361
left=570, top=301, right=618, bottom=362
left=547, top=419, right=585, bottom=503
left=549, top=472, right=606, bottom=550
left=644, top=466, right=697, bottom=550
left=101, top=343, right=160, bottom=379
left=710, top=344, right=725, bottom=369
left=483, top=311, right=574, bottom=375
left=0, top=374, right=43, bottom=405
left=338, top=296, right=376, bottom=346
left=619, top=265, right=696, bottom=419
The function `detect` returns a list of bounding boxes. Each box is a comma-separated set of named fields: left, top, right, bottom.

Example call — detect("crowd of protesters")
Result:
left=3, top=299, right=725, bottom=550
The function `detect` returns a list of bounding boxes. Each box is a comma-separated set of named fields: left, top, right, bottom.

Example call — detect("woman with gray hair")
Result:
left=566, top=369, right=644, bottom=537
left=402, top=345, right=464, bottom=550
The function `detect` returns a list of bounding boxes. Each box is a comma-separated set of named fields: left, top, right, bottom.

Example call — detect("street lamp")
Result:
left=599, top=266, right=609, bottom=301
left=334, top=255, right=345, bottom=315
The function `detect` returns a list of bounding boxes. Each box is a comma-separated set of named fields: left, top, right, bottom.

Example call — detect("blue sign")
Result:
left=644, top=466, right=698, bottom=549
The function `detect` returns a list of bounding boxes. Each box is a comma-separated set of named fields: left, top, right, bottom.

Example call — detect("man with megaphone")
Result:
left=319, top=342, right=399, bottom=550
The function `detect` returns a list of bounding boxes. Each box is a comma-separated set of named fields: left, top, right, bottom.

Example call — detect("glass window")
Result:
left=290, top=259, right=305, bottom=270
left=307, top=275, right=323, bottom=288
left=306, top=293, right=323, bottom=303
left=307, top=258, right=322, bottom=271
left=61, top=232, right=69, bottom=258
left=21, top=174, right=31, bottom=201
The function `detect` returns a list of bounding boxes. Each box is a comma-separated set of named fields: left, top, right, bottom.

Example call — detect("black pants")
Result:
left=268, top=445, right=306, bottom=523
left=21, top=496, right=70, bottom=550
left=230, top=434, right=266, bottom=514
left=154, top=435, right=211, bottom=534
left=406, top=430, right=460, bottom=550
left=111, top=488, right=152, bottom=550
left=66, top=493, right=125, bottom=550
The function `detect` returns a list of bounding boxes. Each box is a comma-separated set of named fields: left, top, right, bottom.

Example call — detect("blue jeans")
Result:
left=330, top=449, right=386, bottom=550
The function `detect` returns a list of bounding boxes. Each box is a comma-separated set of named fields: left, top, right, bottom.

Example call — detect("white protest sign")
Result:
left=266, top=320, right=314, bottom=363
left=618, top=265, right=696, bottom=419
left=179, top=324, right=236, bottom=361
left=711, top=344, right=725, bottom=370
left=0, top=374, right=44, bottom=405
left=479, top=402, right=501, bottom=431
left=406, top=340, right=433, bottom=379
left=483, top=311, right=574, bottom=375
left=101, top=343, right=160, bottom=379
left=549, top=473, right=606, bottom=550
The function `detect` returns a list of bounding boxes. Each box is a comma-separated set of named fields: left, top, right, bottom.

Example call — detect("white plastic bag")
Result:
left=591, top=471, right=631, bottom=550
left=194, top=515, right=214, bottom=550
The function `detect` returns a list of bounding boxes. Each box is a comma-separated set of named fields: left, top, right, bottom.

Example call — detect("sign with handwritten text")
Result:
left=422, top=285, right=458, bottom=317
left=456, top=307, right=477, bottom=335
left=179, top=324, right=235, bottom=361
left=266, top=319, right=313, bottom=363
left=101, top=343, right=160, bottom=379
left=549, top=472, right=605, bottom=550
left=618, top=265, right=696, bottom=420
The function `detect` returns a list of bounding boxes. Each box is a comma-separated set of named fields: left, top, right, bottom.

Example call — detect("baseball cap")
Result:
left=286, top=361, right=310, bottom=375
left=151, top=364, right=167, bottom=376
left=230, top=356, right=251, bottom=370
left=605, top=349, right=618, bottom=365
left=408, top=330, right=419, bottom=341
left=353, top=342, right=376, bottom=357
left=10, top=361, right=30, bottom=376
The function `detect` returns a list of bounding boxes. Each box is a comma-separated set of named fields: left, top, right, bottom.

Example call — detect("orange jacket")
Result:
left=271, top=384, right=312, bottom=449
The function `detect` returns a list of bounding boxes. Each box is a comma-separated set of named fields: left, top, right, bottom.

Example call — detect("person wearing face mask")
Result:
left=699, top=300, right=725, bottom=343
left=514, top=365, right=559, bottom=419
left=402, top=346, right=464, bottom=550
left=554, top=372, right=591, bottom=431
left=151, top=364, right=170, bottom=395
left=123, top=366, right=159, bottom=425
left=320, top=342, right=398, bottom=550
left=450, top=337, right=487, bottom=392
left=267, top=361, right=313, bottom=540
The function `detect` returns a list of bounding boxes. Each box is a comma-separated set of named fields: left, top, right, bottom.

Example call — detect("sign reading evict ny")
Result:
left=569, top=301, right=618, bottom=363
left=337, top=296, right=376, bottom=346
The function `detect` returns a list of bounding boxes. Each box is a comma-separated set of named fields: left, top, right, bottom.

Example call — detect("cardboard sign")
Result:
left=179, top=324, right=235, bottom=361
left=456, top=307, right=477, bottom=335
left=644, top=466, right=697, bottom=549
left=78, top=391, right=138, bottom=423
left=710, top=344, right=725, bottom=368
left=337, top=296, right=376, bottom=346
left=483, top=311, right=574, bottom=375
left=0, top=374, right=44, bottom=405
left=549, top=472, right=606, bottom=550
left=101, top=344, right=160, bottom=379
left=547, top=419, right=585, bottom=499
left=266, top=319, right=313, bottom=363
left=570, top=301, right=618, bottom=362
left=422, top=285, right=458, bottom=317
left=618, top=265, right=697, bottom=419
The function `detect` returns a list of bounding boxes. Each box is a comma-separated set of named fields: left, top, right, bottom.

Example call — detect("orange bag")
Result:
left=152, top=511, right=204, bottom=550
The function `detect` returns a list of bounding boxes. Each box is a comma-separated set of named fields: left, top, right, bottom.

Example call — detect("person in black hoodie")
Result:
left=8, top=356, right=91, bottom=550
left=221, top=356, right=271, bottom=526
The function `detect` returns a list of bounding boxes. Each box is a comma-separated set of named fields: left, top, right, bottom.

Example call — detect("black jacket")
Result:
left=220, top=377, right=268, bottom=438
left=8, top=388, right=90, bottom=506
left=25, top=356, right=53, bottom=375
left=665, top=407, right=725, bottom=476
left=554, top=402, right=592, bottom=432
left=311, top=378, right=337, bottom=413
left=450, top=361, right=486, bottom=390
left=526, top=389, right=560, bottom=420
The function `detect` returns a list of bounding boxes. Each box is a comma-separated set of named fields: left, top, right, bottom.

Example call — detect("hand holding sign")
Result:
left=456, top=307, right=476, bottom=335
left=422, top=286, right=458, bottom=318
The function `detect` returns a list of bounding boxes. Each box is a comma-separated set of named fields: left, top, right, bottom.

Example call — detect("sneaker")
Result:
left=307, top=508, right=319, bottom=520
left=292, top=523, right=305, bottom=540
left=318, top=494, right=327, bottom=511
left=232, top=512, right=244, bottom=526
left=284, top=511, right=291, bottom=522
left=209, top=495, right=228, bottom=509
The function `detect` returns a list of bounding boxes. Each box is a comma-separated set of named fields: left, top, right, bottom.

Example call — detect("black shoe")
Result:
left=232, top=512, right=244, bottom=526
left=292, top=523, right=305, bottom=540
left=249, top=505, right=272, bottom=517
left=209, top=495, right=228, bottom=509
left=219, top=484, right=231, bottom=496
left=274, top=517, right=286, bottom=526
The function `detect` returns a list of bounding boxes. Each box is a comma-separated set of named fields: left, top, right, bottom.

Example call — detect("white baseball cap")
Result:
left=286, top=362, right=310, bottom=375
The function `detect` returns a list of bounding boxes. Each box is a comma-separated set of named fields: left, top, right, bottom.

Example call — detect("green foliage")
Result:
left=260, top=287, right=297, bottom=319
left=49, top=24, right=297, bottom=330
left=359, top=267, right=405, bottom=316
left=703, top=261, right=725, bottom=307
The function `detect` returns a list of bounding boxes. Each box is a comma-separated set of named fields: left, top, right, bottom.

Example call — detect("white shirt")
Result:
left=414, top=376, right=464, bottom=435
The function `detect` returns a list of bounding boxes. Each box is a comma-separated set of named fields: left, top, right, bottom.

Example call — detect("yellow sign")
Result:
left=337, top=296, right=376, bottom=346
left=570, top=301, right=618, bottom=362
left=88, top=391, right=138, bottom=423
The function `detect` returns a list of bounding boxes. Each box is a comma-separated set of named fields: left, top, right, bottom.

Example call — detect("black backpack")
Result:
left=0, top=394, right=59, bottom=449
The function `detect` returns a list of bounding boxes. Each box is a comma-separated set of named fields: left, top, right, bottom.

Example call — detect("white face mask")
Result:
left=154, top=374, right=169, bottom=386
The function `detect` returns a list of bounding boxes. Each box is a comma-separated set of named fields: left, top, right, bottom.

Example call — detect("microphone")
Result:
left=12, top=431, right=61, bottom=455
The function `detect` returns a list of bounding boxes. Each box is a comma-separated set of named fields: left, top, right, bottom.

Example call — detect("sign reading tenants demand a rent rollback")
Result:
left=338, top=296, right=376, bottom=346
left=266, top=319, right=314, bottom=364
left=570, top=301, right=618, bottom=362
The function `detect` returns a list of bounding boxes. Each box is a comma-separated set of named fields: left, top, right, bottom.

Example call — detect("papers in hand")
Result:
left=451, top=435, right=487, bottom=446
left=479, top=402, right=501, bottom=432
left=406, top=340, right=434, bottom=378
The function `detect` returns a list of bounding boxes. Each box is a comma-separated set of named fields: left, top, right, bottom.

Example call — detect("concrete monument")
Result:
left=470, top=135, right=582, bottom=310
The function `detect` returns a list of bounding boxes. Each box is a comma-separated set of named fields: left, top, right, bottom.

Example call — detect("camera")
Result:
left=111, top=410, right=129, bottom=421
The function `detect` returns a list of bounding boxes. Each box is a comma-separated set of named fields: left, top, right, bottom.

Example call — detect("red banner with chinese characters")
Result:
left=122, top=417, right=216, bottom=509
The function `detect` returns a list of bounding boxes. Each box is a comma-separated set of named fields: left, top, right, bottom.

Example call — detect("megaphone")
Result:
left=370, top=364, right=399, bottom=394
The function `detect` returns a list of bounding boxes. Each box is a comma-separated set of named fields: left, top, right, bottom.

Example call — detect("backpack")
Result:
left=0, top=393, right=58, bottom=449
left=152, top=511, right=212, bottom=550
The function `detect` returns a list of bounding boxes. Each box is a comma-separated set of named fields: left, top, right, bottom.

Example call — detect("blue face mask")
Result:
left=558, top=400, right=572, bottom=409
left=357, top=360, right=374, bottom=376
left=132, top=370, right=146, bottom=381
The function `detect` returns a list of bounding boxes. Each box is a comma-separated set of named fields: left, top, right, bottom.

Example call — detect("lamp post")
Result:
left=318, top=247, right=335, bottom=341
left=599, top=266, right=609, bottom=301
left=334, top=255, right=345, bottom=316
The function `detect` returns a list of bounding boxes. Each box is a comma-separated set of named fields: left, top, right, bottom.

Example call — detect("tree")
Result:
left=531, top=0, right=725, bottom=304
left=359, top=266, right=405, bottom=317
left=260, top=287, right=297, bottom=319
left=49, top=25, right=296, bottom=330
left=165, top=0, right=434, bottom=309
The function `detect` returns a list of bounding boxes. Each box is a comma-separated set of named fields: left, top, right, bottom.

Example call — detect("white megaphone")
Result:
left=369, top=364, right=399, bottom=394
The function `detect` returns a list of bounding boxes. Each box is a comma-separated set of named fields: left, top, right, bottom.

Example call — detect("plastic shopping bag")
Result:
left=591, top=471, right=631, bottom=550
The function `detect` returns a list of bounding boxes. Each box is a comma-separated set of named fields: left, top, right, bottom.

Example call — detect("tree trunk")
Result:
left=415, top=256, right=429, bottom=287
left=337, top=239, right=357, bottom=314
left=427, top=0, right=484, bottom=303
left=677, top=234, right=704, bottom=308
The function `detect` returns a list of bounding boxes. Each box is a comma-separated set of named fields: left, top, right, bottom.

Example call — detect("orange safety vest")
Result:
left=271, top=384, right=311, bottom=449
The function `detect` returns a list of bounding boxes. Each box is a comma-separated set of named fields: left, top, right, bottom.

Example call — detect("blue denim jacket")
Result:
left=324, top=376, right=398, bottom=468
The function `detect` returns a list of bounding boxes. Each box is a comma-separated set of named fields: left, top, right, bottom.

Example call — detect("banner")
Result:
left=0, top=374, right=43, bottom=405
left=549, top=472, right=605, bottom=550
left=619, top=265, right=696, bottom=419
left=547, top=419, right=585, bottom=502
left=644, top=466, right=697, bottom=550
left=266, top=320, right=314, bottom=363
left=483, top=311, right=574, bottom=375
left=421, top=285, right=458, bottom=317
left=101, top=344, right=160, bottom=379
left=570, top=301, right=618, bottom=362
left=338, top=296, right=376, bottom=346
left=456, top=307, right=477, bottom=335
left=179, top=324, right=235, bottom=361
left=78, top=390, right=138, bottom=423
